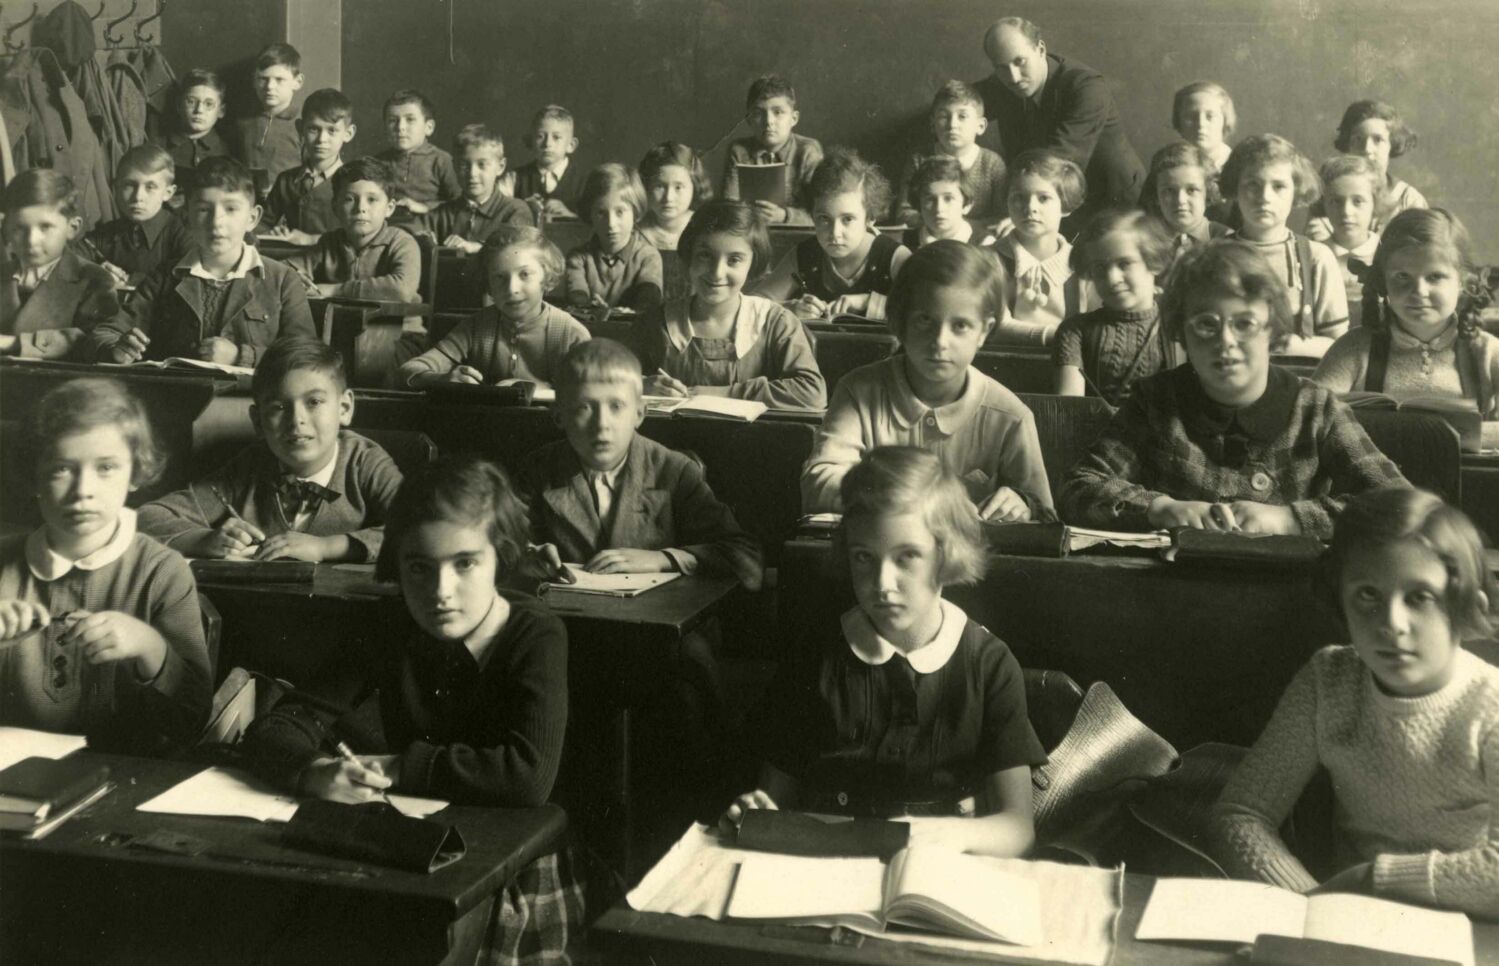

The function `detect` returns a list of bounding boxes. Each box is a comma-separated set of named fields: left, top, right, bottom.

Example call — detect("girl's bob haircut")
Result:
left=480, top=225, right=566, bottom=291
left=638, top=141, right=713, bottom=211
left=1172, top=81, right=1237, bottom=140
left=808, top=147, right=893, bottom=223
left=1140, top=141, right=1222, bottom=218
left=1322, top=487, right=1494, bottom=642
left=375, top=453, right=531, bottom=583
left=885, top=240, right=1008, bottom=342
left=1003, top=149, right=1087, bottom=215
left=1069, top=208, right=1173, bottom=277
left=577, top=162, right=648, bottom=223
left=1362, top=207, right=1489, bottom=342
left=1333, top=100, right=1417, bottom=159
left=25, top=377, right=163, bottom=488
left=676, top=200, right=772, bottom=280
left=834, top=446, right=988, bottom=587
left=1160, top=239, right=1294, bottom=344
left=1219, top=134, right=1322, bottom=209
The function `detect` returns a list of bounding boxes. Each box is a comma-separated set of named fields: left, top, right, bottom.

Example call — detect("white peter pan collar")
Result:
left=663, top=295, right=768, bottom=359
left=27, top=508, right=137, bottom=580
left=841, top=597, right=965, bottom=674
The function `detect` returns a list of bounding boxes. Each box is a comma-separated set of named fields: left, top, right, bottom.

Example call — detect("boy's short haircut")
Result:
left=1172, top=81, right=1237, bottom=139
left=578, top=163, right=647, bottom=221
left=25, top=377, right=163, bottom=487
left=1140, top=142, right=1222, bottom=217
left=886, top=239, right=1007, bottom=340
left=250, top=336, right=348, bottom=402
left=555, top=338, right=643, bottom=401
left=179, top=67, right=226, bottom=100
left=1160, top=239, right=1293, bottom=344
left=332, top=156, right=397, bottom=200
left=454, top=123, right=505, bottom=159
left=480, top=225, right=565, bottom=289
left=1004, top=149, right=1087, bottom=214
left=638, top=142, right=713, bottom=209
left=745, top=74, right=796, bottom=111
left=835, top=446, right=988, bottom=586
left=116, top=143, right=175, bottom=183
left=931, top=79, right=984, bottom=115
left=255, top=42, right=301, bottom=73
left=808, top=148, right=892, bottom=223
left=532, top=105, right=574, bottom=130
left=1069, top=208, right=1173, bottom=277
left=1334, top=99, right=1417, bottom=158
left=676, top=200, right=772, bottom=280
left=1, top=168, right=79, bottom=218
left=189, top=156, right=257, bottom=202
left=1322, top=486, right=1495, bottom=641
left=908, top=155, right=971, bottom=208
left=1219, top=134, right=1321, bottom=208
left=385, top=89, right=436, bottom=122
left=302, top=87, right=354, bottom=126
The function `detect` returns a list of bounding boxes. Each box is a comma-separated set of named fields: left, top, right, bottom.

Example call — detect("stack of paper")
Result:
left=137, top=766, right=448, bottom=821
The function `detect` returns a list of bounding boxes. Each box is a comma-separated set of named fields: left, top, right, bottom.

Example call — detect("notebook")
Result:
left=544, top=566, right=681, bottom=598
left=644, top=395, right=767, bottom=422
left=1135, top=878, right=1473, bottom=966
left=0, top=728, right=88, bottom=772
left=137, top=766, right=448, bottom=822
left=0, top=757, right=111, bottom=824
left=1066, top=527, right=1172, bottom=552
left=726, top=846, right=1044, bottom=946
left=734, top=161, right=789, bottom=207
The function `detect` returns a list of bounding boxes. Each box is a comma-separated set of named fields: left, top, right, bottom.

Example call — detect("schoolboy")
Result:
left=155, top=68, right=230, bottom=194
left=511, top=105, right=586, bottom=220
left=523, top=338, right=762, bottom=589
left=721, top=75, right=824, bottom=227
left=375, top=89, right=461, bottom=221
left=282, top=157, right=422, bottom=301
left=83, top=144, right=191, bottom=287
left=261, top=88, right=358, bottom=246
left=230, top=43, right=305, bottom=198
left=894, top=81, right=1008, bottom=226
left=138, top=337, right=403, bottom=562
left=417, top=124, right=534, bottom=253
left=82, top=157, right=316, bottom=367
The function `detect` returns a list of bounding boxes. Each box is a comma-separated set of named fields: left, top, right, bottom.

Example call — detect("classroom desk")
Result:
left=192, top=564, right=740, bottom=876
left=309, top=296, right=432, bottom=388
left=593, top=874, right=1499, bottom=965
left=0, top=751, right=566, bottom=966
left=777, top=536, right=1342, bottom=751
left=1462, top=451, right=1499, bottom=541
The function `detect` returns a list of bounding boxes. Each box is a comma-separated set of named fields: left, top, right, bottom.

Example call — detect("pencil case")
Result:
left=1164, top=528, right=1323, bottom=567
left=282, top=800, right=466, bottom=874
left=736, top=809, right=908, bottom=859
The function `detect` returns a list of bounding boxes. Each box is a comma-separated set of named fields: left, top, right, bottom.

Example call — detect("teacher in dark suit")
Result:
left=974, top=17, right=1143, bottom=233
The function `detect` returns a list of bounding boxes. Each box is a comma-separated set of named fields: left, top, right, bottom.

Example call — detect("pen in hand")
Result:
left=334, top=741, right=395, bottom=807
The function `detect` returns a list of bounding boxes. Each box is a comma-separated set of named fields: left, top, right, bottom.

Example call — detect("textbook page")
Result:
left=138, top=766, right=448, bottom=821
left=673, top=396, right=767, bottom=421
left=726, top=852, right=886, bottom=926
left=0, top=728, right=88, bottom=771
left=1066, top=527, right=1171, bottom=552
left=884, top=846, right=1044, bottom=946
left=1303, top=893, right=1474, bottom=966
left=1135, top=878, right=1308, bottom=945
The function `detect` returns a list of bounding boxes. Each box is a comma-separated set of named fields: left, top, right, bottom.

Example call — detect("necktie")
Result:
left=277, top=476, right=334, bottom=521
left=1347, top=257, right=1375, bottom=285
left=757, top=150, right=776, bottom=164
left=590, top=473, right=614, bottom=523
left=541, top=169, right=558, bottom=194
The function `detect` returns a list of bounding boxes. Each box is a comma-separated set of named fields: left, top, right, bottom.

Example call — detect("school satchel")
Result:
left=282, top=799, right=466, bottom=874
left=1031, top=681, right=1179, bottom=862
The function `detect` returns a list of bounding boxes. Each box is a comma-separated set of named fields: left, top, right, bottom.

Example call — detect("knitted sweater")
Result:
left=398, top=303, right=589, bottom=388
left=242, top=591, right=567, bottom=806
left=0, top=510, right=211, bottom=753
left=1314, top=324, right=1499, bottom=420
left=1212, top=645, right=1499, bottom=918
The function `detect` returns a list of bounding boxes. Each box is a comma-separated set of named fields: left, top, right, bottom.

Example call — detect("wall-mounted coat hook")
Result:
left=5, top=3, right=40, bottom=53
left=103, top=0, right=138, bottom=47
left=134, top=0, right=162, bottom=44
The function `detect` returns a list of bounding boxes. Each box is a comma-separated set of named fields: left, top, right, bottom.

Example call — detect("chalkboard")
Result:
left=336, top=0, right=1496, bottom=257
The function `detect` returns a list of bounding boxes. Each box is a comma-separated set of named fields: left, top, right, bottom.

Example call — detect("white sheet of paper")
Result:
left=546, top=567, right=681, bottom=597
left=1304, top=893, right=1474, bottom=966
left=1135, top=878, right=1308, bottom=945
left=1067, top=527, right=1172, bottom=552
left=727, top=853, right=886, bottom=920
left=0, top=727, right=89, bottom=771
left=136, top=766, right=448, bottom=821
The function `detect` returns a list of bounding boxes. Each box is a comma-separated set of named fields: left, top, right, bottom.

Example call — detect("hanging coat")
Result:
left=34, top=0, right=141, bottom=175
left=115, top=47, right=176, bottom=141
left=2, top=47, right=115, bottom=228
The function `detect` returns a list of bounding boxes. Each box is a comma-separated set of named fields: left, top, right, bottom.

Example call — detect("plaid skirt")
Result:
left=480, top=847, right=588, bottom=966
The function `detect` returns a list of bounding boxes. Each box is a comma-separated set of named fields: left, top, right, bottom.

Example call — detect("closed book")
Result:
left=0, top=756, right=111, bottom=822
left=983, top=521, right=1068, bottom=558
left=1165, top=528, right=1323, bottom=566
left=736, top=810, right=909, bottom=860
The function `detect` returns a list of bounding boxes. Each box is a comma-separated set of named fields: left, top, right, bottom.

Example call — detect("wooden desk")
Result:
left=194, top=565, right=740, bottom=876
left=0, top=751, right=566, bottom=966
left=309, top=297, right=432, bottom=389
left=594, top=874, right=1499, bottom=965
left=1462, top=451, right=1499, bottom=542
left=778, top=537, right=1340, bottom=750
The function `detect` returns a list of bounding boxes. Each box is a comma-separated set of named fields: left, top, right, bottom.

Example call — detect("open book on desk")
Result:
left=1340, top=390, right=1494, bottom=453
left=726, top=846, right=1043, bottom=946
left=643, top=395, right=767, bottom=421
left=100, top=357, right=254, bottom=389
left=1136, top=878, right=1474, bottom=966
left=543, top=566, right=680, bottom=598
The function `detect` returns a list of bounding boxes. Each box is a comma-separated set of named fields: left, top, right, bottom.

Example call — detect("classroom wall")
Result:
left=335, top=0, right=1498, bottom=258
left=163, top=0, right=286, bottom=117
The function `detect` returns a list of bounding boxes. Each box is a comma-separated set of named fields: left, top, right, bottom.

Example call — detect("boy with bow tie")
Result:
left=138, top=338, right=403, bottom=562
